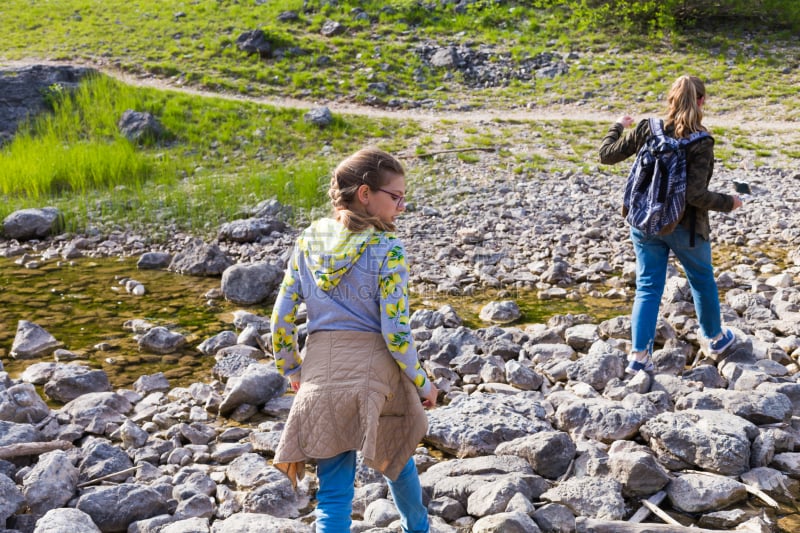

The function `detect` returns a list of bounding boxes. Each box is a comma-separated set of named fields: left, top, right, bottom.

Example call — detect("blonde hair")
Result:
left=665, top=75, right=706, bottom=138
left=329, top=147, right=404, bottom=232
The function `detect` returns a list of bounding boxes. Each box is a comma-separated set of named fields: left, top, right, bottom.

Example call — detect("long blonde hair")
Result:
left=329, top=147, right=404, bottom=232
left=665, top=75, right=706, bottom=138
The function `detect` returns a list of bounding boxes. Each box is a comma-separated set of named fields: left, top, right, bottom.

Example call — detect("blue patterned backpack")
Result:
left=623, top=118, right=710, bottom=237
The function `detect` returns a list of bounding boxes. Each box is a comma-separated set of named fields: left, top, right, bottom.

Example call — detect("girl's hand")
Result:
left=422, top=384, right=439, bottom=409
left=617, top=115, right=635, bottom=128
left=289, top=373, right=301, bottom=392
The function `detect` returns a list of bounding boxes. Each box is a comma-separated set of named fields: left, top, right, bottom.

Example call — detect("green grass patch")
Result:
left=0, top=72, right=420, bottom=236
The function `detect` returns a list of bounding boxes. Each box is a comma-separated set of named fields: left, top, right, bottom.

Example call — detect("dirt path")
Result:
left=4, top=58, right=798, bottom=132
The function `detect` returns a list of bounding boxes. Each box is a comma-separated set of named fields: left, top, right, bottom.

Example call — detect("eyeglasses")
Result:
left=376, top=188, right=406, bottom=208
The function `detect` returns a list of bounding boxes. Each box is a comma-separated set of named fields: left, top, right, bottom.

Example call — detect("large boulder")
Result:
left=221, top=262, right=284, bottom=305
left=117, top=110, right=165, bottom=143
left=168, top=240, right=234, bottom=276
left=3, top=207, right=64, bottom=240
left=0, top=382, right=50, bottom=423
left=22, top=450, right=79, bottom=518
left=10, top=320, right=61, bottom=359
left=0, top=64, right=94, bottom=145
left=76, top=484, right=170, bottom=532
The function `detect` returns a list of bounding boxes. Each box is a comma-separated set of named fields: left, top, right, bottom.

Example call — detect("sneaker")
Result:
left=625, top=354, right=654, bottom=374
left=708, top=328, right=735, bottom=355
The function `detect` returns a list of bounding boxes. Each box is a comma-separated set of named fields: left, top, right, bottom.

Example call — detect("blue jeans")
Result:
left=630, top=225, right=723, bottom=353
left=315, top=451, right=430, bottom=533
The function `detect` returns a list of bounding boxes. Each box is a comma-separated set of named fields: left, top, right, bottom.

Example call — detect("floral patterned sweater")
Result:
left=271, top=218, right=431, bottom=398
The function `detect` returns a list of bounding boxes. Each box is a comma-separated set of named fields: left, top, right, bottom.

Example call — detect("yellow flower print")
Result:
left=386, top=246, right=405, bottom=270
left=388, top=332, right=410, bottom=354
left=380, top=272, right=402, bottom=299
left=414, top=374, right=426, bottom=388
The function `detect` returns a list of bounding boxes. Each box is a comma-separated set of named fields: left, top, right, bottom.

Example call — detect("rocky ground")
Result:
left=2, top=150, right=800, bottom=533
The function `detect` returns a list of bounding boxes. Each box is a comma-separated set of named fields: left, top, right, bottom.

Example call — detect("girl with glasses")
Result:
left=271, top=147, right=437, bottom=533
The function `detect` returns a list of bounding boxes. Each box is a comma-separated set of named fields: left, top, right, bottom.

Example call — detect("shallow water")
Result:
left=0, top=256, right=230, bottom=388
left=0, top=256, right=629, bottom=390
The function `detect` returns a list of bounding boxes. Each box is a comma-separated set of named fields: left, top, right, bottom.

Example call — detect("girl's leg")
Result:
left=630, top=228, right=671, bottom=353
left=664, top=228, right=722, bottom=339
left=386, top=457, right=429, bottom=533
left=315, top=451, right=356, bottom=532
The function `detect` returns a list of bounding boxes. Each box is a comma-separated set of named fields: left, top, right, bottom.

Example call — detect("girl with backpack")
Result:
left=270, top=147, right=438, bottom=533
left=598, top=75, right=743, bottom=374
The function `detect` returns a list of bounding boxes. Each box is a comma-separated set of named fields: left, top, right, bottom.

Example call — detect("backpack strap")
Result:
left=649, top=117, right=665, bottom=139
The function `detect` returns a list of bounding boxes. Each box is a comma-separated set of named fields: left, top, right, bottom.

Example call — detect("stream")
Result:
left=0, top=255, right=628, bottom=389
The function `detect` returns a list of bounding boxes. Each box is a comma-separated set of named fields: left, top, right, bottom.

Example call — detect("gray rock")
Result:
left=364, top=498, right=398, bottom=527
left=110, top=419, right=149, bottom=449
left=640, top=409, right=758, bottom=475
left=320, top=20, right=346, bottom=37
left=197, top=331, right=238, bottom=355
left=420, top=455, right=536, bottom=508
left=495, top=431, right=576, bottom=480
left=541, top=477, right=625, bottom=520
left=425, top=393, right=552, bottom=457
left=118, top=110, right=165, bottom=143
left=138, top=326, right=187, bottom=354
left=0, top=382, right=50, bottom=423
left=304, top=106, right=333, bottom=127
left=173, top=471, right=217, bottom=501
left=221, top=262, right=283, bottom=305
left=20, top=362, right=59, bottom=384
left=217, top=217, right=287, bottom=243
left=22, top=450, right=78, bottom=517
left=43, top=365, right=111, bottom=403
left=78, top=438, right=134, bottom=485
left=430, top=47, right=459, bottom=68
left=33, top=507, right=102, bottom=533
left=236, top=29, right=271, bottom=57
left=532, top=503, right=576, bottom=533
left=226, top=453, right=274, bottom=490
left=127, top=514, right=176, bottom=533
left=565, top=352, right=624, bottom=391
left=479, top=300, right=521, bottom=324
left=563, top=324, right=599, bottom=352
left=504, top=360, right=543, bottom=391
left=168, top=241, right=234, bottom=277
left=137, top=252, right=172, bottom=270
left=466, top=473, right=548, bottom=517
left=210, top=512, right=312, bottom=532
left=554, top=394, right=662, bottom=443
left=10, top=320, right=61, bottom=359
left=240, top=467, right=300, bottom=517
left=218, top=364, right=287, bottom=416
left=0, top=473, right=24, bottom=524
left=76, top=484, right=170, bottom=532
left=676, top=389, right=793, bottom=425
left=3, top=207, right=63, bottom=240
left=667, top=472, right=748, bottom=513
left=212, top=348, right=261, bottom=382
left=0, top=65, right=94, bottom=145
left=607, top=442, right=670, bottom=497
left=174, top=494, right=215, bottom=520
left=472, top=511, right=542, bottom=533
left=59, top=392, right=132, bottom=433
left=133, top=372, right=170, bottom=394
left=0, top=420, right=42, bottom=446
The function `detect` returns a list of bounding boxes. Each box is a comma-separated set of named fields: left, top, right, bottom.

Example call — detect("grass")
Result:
left=0, top=1, right=798, bottom=119
left=0, top=73, right=421, bottom=234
